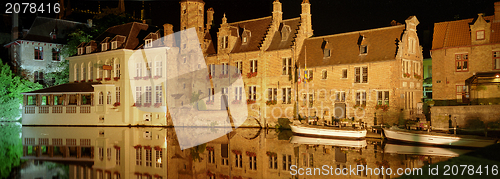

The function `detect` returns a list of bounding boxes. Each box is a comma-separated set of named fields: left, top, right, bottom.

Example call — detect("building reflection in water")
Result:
left=21, top=127, right=470, bottom=178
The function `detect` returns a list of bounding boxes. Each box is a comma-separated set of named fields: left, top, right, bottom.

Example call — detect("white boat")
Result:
left=384, top=143, right=472, bottom=157
left=383, top=128, right=498, bottom=148
left=290, top=135, right=367, bottom=148
left=290, top=125, right=367, bottom=139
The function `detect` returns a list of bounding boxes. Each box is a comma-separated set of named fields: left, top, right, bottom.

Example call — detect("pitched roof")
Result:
left=431, top=15, right=500, bottom=50
left=22, top=82, right=101, bottom=94
left=228, top=16, right=272, bottom=53
left=297, top=25, right=405, bottom=68
left=93, top=22, right=159, bottom=50
left=267, top=17, right=301, bottom=51
left=21, top=16, right=87, bottom=44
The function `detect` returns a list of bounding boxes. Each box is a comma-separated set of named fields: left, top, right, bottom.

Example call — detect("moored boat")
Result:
left=290, top=135, right=367, bottom=148
left=290, top=124, right=367, bottom=139
left=383, top=128, right=498, bottom=148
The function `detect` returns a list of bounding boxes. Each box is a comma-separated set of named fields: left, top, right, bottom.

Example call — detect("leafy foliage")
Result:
left=0, top=123, right=22, bottom=178
left=0, top=62, right=42, bottom=121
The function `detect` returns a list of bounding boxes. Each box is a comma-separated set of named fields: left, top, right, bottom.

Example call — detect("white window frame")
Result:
left=155, top=86, right=162, bottom=104
left=111, top=41, right=117, bottom=49
left=282, top=57, right=292, bottom=75
left=248, top=86, right=257, bottom=101
left=101, top=43, right=108, bottom=51
left=145, top=39, right=153, bottom=47
left=155, top=61, right=162, bottom=77
left=250, top=60, right=258, bottom=73
left=136, top=87, right=142, bottom=105
left=86, top=46, right=92, bottom=54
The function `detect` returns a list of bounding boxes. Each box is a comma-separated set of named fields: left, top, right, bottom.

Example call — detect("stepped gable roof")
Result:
left=21, top=16, right=86, bottom=44
left=228, top=16, right=272, bottom=53
left=22, top=82, right=102, bottom=94
left=297, top=25, right=405, bottom=68
left=267, top=17, right=301, bottom=51
left=93, top=22, right=159, bottom=51
left=432, top=15, right=500, bottom=50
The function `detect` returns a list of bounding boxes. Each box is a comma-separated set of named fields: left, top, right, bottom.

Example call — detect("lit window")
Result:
left=145, top=39, right=152, bottom=47
left=493, top=51, right=500, bottom=70
left=354, top=67, right=368, bottom=83
left=477, top=30, right=485, bottom=40
left=111, top=41, right=117, bottom=49
left=86, top=46, right=92, bottom=53
left=34, top=47, right=43, bottom=60
left=455, top=54, right=469, bottom=72
left=101, top=43, right=108, bottom=51
left=360, top=45, right=367, bottom=54
left=52, top=48, right=60, bottom=61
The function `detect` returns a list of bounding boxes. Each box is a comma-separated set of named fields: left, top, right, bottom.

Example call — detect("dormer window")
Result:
left=476, top=30, right=485, bottom=40
left=360, top=45, right=367, bottom=54
left=86, top=46, right=92, bottom=54
left=323, top=49, right=331, bottom=58
left=145, top=39, right=152, bottom=47
left=78, top=47, right=84, bottom=55
left=101, top=43, right=108, bottom=51
left=111, top=41, right=117, bottom=49
left=222, top=36, right=228, bottom=49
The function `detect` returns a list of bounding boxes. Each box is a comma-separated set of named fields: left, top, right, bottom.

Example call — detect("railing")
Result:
left=25, top=107, right=35, bottom=114
left=66, top=106, right=76, bottom=113
left=80, top=106, right=91, bottom=113
left=23, top=106, right=95, bottom=114
left=53, top=106, right=63, bottom=113
left=39, top=106, right=49, bottom=114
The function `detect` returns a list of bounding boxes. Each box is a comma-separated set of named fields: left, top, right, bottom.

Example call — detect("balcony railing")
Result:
left=23, top=106, right=96, bottom=114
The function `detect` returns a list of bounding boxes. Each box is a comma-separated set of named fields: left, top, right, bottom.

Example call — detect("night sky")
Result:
left=4, top=0, right=500, bottom=58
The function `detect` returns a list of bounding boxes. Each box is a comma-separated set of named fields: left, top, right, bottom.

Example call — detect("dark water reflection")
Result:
left=17, top=126, right=473, bottom=179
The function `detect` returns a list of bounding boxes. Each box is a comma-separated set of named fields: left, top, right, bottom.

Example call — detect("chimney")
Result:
left=301, top=0, right=313, bottom=37
left=206, top=7, right=214, bottom=32
left=163, top=23, right=175, bottom=47
left=495, top=2, right=500, bottom=20
left=11, top=12, right=18, bottom=41
left=272, top=0, right=283, bottom=29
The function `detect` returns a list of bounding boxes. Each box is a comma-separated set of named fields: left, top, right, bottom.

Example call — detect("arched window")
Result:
left=97, top=60, right=103, bottom=79
left=88, top=62, right=93, bottom=80
left=114, top=58, right=120, bottom=78
left=98, top=92, right=103, bottom=105
left=107, top=91, right=112, bottom=104
left=105, top=59, right=111, bottom=78
left=81, top=63, right=86, bottom=82
left=74, top=64, right=78, bottom=82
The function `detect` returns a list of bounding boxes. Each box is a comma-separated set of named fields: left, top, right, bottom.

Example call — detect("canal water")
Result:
left=3, top=122, right=498, bottom=178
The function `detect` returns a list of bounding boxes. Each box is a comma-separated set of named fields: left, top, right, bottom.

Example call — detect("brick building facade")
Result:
left=296, top=16, right=424, bottom=127
left=431, top=2, right=500, bottom=103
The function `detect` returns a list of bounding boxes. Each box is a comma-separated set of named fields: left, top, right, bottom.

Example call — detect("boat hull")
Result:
left=290, top=125, right=367, bottom=139
left=290, top=136, right=367, bottom=148
left=384, top=129, right=497, bottom=148
left=384, top=143, right=472, bottom=157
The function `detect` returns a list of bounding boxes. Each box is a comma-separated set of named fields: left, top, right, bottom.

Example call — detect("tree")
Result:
left=0, top=123, right=22, bottom=178
left=0, top=62, right=42, bottom=121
